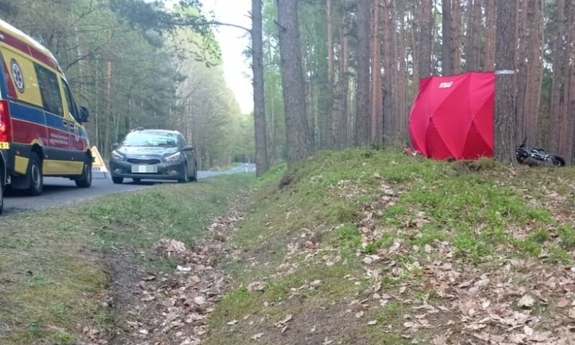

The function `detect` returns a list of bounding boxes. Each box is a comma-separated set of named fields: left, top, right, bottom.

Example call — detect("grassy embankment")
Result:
left=0, top=174, right=254, bottom=345
left=205, top=149, right=575, bottom=345
left=3, top=148, right=575, bottom=345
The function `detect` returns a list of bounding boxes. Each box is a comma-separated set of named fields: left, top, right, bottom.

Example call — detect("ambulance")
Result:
left=0, top=19, right=93, bottom=212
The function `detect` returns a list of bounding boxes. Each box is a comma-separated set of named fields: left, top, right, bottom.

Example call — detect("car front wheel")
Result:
left=178, top=164, right=189, bottom=183
left=190, top=160, right=198, bottom=182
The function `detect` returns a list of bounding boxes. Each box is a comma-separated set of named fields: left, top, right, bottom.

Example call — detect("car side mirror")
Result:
left=183, top=145, right=194, bottom=152
left=78, top=106, right=90, bottom=123
left=111, top=143, right=119, bottom=150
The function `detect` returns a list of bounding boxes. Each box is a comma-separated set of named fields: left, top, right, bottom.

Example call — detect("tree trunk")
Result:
left=382, top=0, right=394, bottom=145
left=464, top=0, right=482, bottom=71
left=441, top=0, right=453, bottom=75
left=451, top=0, right=462, bottom=74
left=396, top=0, right=408, bottom=141
left=327, top=0, right=334, bottom=86
left=418, top=0, right=434, bottom=80
left=560, top=0, right=574, bottom=161
left=568, top=43, right=575, bottom=163
left=548, top=0, right=566, bottom=153
left=525, top=0, right=543, bottom=145
left=105, top=60, right=112, bottom=155
left=568, top=63, right=575, bottom=163
left=331, top=13, right=344, bottom=149
left=251, top=0, right=269, bottom=177
left=276, top=0, right=310, bottom=164
left=370, top=0, right=382, bottom=144
left=390, top=0, right=399, bottom=141
left=484, top=0, right=496, bottom=70
left=411, top=5, right=419, bottom=96
left=515, top=0, right=528, bottom=144
left=331, top=12, right=351, bottom=149
left=340, top=19, right=350, bottom=147
left=308, top=76, right=318, bottom=150
left=493, top=0, right=517, bottom=164
left=355, top=0, right=371, bottom=146
left=327, top=0, right=335, bottom=148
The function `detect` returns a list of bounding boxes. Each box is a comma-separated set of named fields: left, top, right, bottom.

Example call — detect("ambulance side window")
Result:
left=34, top=63, right=63, bottom=117
left=61, top=79, right=78, bottom=121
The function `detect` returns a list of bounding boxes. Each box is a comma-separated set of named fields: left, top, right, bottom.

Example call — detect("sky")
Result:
left=201, top=0, right=254, bottom=114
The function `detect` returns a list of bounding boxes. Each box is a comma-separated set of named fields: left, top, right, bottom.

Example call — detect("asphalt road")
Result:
left=1, top=163, right=256, bottom=216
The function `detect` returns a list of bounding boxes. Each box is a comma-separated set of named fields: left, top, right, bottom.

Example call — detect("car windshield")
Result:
left=121, top=131, right=178, bottom=148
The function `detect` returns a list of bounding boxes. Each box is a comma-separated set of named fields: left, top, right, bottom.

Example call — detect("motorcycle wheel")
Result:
left=515, top=150, right=529, bottom=164
left=551, top=155, right=566, bottom=167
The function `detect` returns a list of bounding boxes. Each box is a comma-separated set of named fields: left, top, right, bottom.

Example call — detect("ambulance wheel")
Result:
left=27, top=152, right=43, bottom=196
left=75, top=157, right=92, bottom=188
left=0, top=166, right=5, bottom=215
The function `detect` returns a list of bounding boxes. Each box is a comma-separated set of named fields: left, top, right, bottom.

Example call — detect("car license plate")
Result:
left=0, top=142, right=9, bottom=149
left=131, top=164, right=158, bottom=173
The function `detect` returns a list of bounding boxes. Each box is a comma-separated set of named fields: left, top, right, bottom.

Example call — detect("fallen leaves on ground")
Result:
left=153, top=239, right=187, bottom=257
left=247, top=281, right=266, bottom=292
left=327, top=177, right=575, bottom=344
left=379, top=247, right=575, bottom=344
left=120, top=176, right=575, bottom=345
left=107, top=197, right=248, bottom=345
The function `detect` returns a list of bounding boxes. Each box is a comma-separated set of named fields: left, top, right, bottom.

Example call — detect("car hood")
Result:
left=117, top=146, right=179, bottom=159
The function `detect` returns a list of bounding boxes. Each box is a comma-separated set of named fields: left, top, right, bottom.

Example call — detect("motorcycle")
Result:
left=516, top=137, right=566, bottom=167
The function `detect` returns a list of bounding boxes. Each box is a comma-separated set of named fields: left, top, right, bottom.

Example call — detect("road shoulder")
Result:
left=0, top=174, right=253, bottom=345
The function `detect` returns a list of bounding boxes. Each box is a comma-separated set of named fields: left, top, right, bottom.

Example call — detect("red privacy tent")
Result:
left=408, top=72, right=495, bottom=160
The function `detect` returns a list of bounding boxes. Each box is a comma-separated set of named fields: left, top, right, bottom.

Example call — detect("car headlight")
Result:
left=111, top=150, right=124, bottom=161
left=163, top=152, right=181, bottom=163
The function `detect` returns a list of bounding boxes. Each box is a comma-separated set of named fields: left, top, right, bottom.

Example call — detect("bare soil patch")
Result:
left=103, top=193, right=249, bottom=345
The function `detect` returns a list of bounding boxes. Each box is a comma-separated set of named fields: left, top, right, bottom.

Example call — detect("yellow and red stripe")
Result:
left=0, top=28, right=61, bottom=72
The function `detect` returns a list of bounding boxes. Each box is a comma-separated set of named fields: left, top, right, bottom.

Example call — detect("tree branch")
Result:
left=65, top=50, right=98, bottom=72
left=64, top=30, right=116, bottom=71
left=273, top=20, right=286, bottom=31
left=69, top=0, right=99, bottom=27
left=155, top=15, right=251, bottom=34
